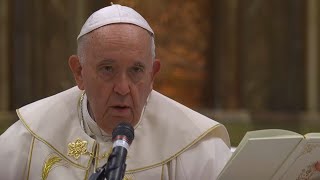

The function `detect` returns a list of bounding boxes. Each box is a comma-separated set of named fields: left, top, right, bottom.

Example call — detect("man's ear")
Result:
left=68, top=55, right=84, bottom=90
left=151, top=59, right=161, bottom=81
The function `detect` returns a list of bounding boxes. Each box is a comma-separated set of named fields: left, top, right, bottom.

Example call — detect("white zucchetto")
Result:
left=77, top=4, right=154, bottom=40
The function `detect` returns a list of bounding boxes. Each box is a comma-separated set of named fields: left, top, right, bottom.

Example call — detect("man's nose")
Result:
left=113, top=73, right=130, bottom=95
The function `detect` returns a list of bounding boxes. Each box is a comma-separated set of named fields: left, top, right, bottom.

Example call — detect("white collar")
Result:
left=82, top=94, right=112, bottom=143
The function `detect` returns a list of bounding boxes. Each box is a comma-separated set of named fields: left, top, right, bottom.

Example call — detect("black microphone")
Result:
left=89, top=122, right=134, bottom=180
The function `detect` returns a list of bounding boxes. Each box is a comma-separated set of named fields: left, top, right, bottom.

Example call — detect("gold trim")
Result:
left=42, top=155, right=62, bottom=180
left=84, top=141, right=97, bottom=180
left=124, top=174, right=134, bottom=180
left=79, top=91, right=86, bottom=133
left=126, top=124, right=223, bottom=173
left=16, top=109, right=88, bottom=170
left=161, top=164, right=164, bottom=180
left=26, top=136, right=35, bottom=180
left=94, top=143, right=100, bottom=171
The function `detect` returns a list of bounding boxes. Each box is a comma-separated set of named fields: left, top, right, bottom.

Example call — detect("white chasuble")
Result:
left=0, top=87, right=231, bottom=180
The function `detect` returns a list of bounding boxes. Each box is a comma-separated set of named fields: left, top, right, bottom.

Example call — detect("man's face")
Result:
left=70, top=24, right=160, bottom=133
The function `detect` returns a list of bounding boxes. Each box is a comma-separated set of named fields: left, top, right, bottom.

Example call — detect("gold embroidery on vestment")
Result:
left=124, top=174, right=134, bottom=180
left=42, top=155, right=62, bottom=180
left=17, top=108, right=88, bottom=170
left=68, top=138, right=88, bottom=159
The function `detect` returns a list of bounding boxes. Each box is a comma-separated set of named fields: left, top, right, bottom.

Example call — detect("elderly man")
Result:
left=0, top=4, right=231, bottom=180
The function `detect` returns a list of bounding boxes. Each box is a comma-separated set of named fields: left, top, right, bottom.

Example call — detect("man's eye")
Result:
left=103, top=66, right=113, bottom=72
left=132, top=66, right=144, bottom=73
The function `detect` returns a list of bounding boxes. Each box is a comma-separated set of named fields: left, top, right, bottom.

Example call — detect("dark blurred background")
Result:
left=0, top=0, right=319, bottom=146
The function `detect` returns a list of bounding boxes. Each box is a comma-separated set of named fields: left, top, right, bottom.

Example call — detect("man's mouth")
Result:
left=113, top=105, right=129, bottom=109
left=111, top=105, right=131, bottom=115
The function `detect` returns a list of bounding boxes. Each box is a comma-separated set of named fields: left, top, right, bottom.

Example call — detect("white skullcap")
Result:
left=77, top=4, right=154, bottom=40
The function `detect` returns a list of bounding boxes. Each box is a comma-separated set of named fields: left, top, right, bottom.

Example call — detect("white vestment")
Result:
left=0, top=87, right=231, bottom=180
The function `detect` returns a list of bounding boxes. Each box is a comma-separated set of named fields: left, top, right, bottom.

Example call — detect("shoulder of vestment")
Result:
left=125, top=90, right=230, bottom=172
left=17, top=86, right=95, bottom=168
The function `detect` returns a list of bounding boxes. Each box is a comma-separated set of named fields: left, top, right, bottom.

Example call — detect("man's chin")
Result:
left=109, top=117, right=134, bottom=126
left=112, top=117, right=141, bottom=128
left=97, top=116, right=138, bottom=132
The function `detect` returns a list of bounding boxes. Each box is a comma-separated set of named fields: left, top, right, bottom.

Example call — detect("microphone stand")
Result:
left=89, top=151, right=127, bottom=180
left=88, top=164, right=108, bottom=180
left=89, top=122, right=133, bottom=180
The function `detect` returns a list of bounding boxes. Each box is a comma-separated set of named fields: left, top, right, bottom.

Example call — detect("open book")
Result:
left=217, top=129, right=320, bottom=180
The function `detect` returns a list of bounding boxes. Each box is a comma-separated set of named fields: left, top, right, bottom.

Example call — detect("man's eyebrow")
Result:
left=133, top=61, right=145, bottom=67
left=99, top=59, right=115, bottom=64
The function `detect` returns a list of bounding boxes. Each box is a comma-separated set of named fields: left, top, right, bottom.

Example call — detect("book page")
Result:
left=234, top=129, right=301, bottom=153
left=276, top=133, right=320, bottom=180
left=218, top=129, right=303, bottom=180
left=305, top=133, right=320, bottom=138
